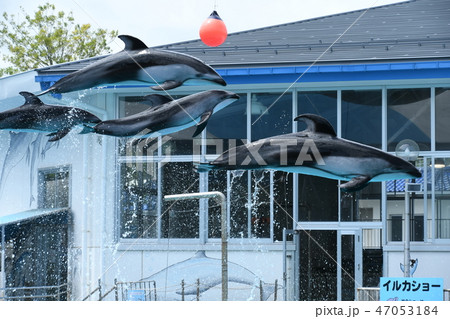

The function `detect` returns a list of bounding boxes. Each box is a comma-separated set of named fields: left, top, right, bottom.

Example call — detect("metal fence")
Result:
left=115, top=280, right=157, bottom=301
left=0, top=283, right=67, bottom=301
left=83, top=278, right=278, bottom=301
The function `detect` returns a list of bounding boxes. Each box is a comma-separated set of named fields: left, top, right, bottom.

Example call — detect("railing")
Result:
left=0, top=283, right=67, bottom=301
left=357, top=287, right=380, bottom=301
left=83, top=278, right=279, bottom=301
left=82, top=279, right=157, bottom=301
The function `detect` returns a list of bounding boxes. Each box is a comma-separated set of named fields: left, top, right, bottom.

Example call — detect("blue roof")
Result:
left=36, top=0, right=450, bottom=76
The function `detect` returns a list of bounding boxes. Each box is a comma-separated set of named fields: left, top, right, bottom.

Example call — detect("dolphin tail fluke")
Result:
left=79, top=125, right=96, bottom=135
left=194, top=162, right=216, bottom=173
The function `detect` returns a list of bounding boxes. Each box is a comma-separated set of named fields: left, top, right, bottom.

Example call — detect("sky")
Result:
left=0, top=0, right=405, bottom=68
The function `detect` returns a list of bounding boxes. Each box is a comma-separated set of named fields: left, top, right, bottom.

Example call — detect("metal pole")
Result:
left=404, top=184, right=411, bottom=277
left=164, top=191, right=228, bottom=301
left=1, top=225, right=5, bottom=298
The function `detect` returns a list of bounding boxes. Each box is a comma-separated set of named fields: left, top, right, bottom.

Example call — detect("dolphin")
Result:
left=139, top=251, right=277, bottom=301
left=0, top=92, right=101, bottom=141
left=196, top=113, right=421, bottom=192
left=85, top=89, right=239, bottom=138
left=38, top=35, right=227, bottom=95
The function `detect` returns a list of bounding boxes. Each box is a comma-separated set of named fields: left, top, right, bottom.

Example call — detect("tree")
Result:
left=0, top=3, right=118, bottom=76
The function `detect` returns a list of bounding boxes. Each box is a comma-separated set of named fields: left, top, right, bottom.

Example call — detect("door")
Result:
left=338, top=229, right=362, bottom=301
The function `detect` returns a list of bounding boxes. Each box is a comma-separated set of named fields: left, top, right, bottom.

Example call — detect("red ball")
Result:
left=199, top=11, right=227, bottom=47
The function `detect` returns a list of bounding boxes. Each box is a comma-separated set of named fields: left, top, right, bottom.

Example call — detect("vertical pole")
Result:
left=181, top=280, right=185, bottom=301
left=114, top=279, right=118, bottom=301
left=220, top=193, right=228, bottom=301
left=98, top=279, right=102, bottom=301
left=196, top=278, right=200, bottom=301
left=274, top=279, right=278, bottom=301
left=282, top=228, right=287, bottom=301
left=1, top=225, right=5, bottom=298
left=404, top=184, right=411, bottom=277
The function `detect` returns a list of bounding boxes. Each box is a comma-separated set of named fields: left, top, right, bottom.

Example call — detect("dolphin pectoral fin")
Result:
left=192, top=111, right=212, bottom=137
left=142, top=94, right=172, bottom=106
left=150, top=80, right=183, bottom=91
left=47, top=128, right=71, bottom=142
left=340, top=175, right=372, bottom=192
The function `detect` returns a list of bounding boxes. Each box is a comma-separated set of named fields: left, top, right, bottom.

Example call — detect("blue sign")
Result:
left=380, top=277, right=443, bottom=301
left=126, top=289, right=146, bottom=301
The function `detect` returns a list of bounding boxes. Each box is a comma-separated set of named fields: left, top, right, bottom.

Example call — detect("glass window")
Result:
left=229, top=171, right=249, bottom=238
left=207, top=170, right=228, bottom=239
left=387, top=190, right=425, bottom=242
left=297, top=91, right=337, bottom=131
left=251, top=93, right=292, bottom=141
left=341, top=90, right=382, bottom=148
left=206, top=93, right=247, bottom=154
left=250, top=171, right=271, bottom=238
left=341, top=183, right=382, bottom=222
left=296, top=91, right=338, bottom=222
left=433, top=158, right=450, bottom=239
left=273, top=171, right=294, bottom=241
left=161, top=162, right=199, bottom=238
left=119, top=161, right=158, bottom=239
left=435, top=88, right=450, bottom=151
left=118, top=96, right=159, bottom=157
left=298, top=176, right=338, bottom=221
left=118, top=95, right=195, bottom=156
left=387, top=89, right=431, bottom=152
left=299, top=230, right=337, bottom=301
left=38, top=167, right=70, bottom=209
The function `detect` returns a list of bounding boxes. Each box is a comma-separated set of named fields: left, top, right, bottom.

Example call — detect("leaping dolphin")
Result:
left=0, top=92, right=101, bottom=141
left=85, top=89, right=239, bottom=138
left=38, top=35, right=227, bottom=95
left=196, top=113, right=421, bottom=192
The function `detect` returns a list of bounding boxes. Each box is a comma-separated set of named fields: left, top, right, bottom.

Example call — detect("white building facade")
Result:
left=1, top=0, right=450, bottom=301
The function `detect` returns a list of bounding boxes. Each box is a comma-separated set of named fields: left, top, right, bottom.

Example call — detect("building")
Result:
left=1, top=0, right=450, bottom=300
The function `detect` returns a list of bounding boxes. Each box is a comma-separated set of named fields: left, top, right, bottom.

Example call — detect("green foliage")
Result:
left=0, top=2, right=118, bottom=76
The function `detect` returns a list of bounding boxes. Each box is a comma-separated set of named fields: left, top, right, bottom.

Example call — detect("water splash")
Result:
left=0, top=132, right=55, bottom=206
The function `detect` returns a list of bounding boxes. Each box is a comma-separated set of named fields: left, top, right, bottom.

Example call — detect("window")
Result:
left=38, top=167, right=70, bottom=209
left=161, top=162, right=199, bottom=238
left=297, top=91, right=337, bottom=130
left=206, top=93, right=247, bottom=153
left=387, top=88, right=431, bottom=152
left=435, top=88, right=450, bottom=151
left=119, top=161, right=158, bottom=239
left=251, top=93, right=292, bottom=141
left=433, top=157, right=450, bottom=239
left=341, top=90, right=382, bottom=148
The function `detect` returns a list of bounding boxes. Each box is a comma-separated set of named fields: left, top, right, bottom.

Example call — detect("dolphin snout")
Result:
left=228, top=92, right=240, bottom=100
left=410, top=167, right=422, bottom=178
left=212, top=77, right=227, bottom=86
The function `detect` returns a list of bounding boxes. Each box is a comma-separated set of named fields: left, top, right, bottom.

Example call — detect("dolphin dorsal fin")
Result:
left=19, top=91, right=43, bottom=106
left=118, top=35, right=148, bottom=51
left=193, top=250, right=207, bottom=259
left=294, top=113, right=336, bottom=136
